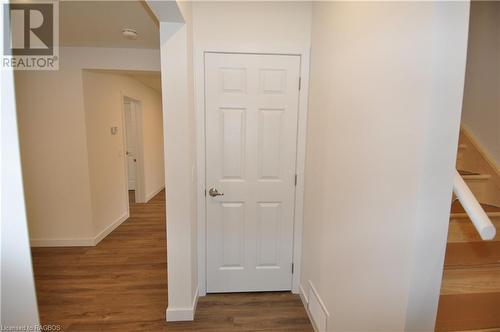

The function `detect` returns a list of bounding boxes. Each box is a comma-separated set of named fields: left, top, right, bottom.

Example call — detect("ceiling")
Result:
left=60, top=1, right=160, bottom=49
left=128, top=72, right=162, bottom=92
left=86, top=69, right=162, bottom=92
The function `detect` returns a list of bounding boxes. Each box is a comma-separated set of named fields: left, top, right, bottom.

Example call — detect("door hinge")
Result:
left=294, top=174, right=298, bottom=186
left=204, top=189, right=206, bottom=197
left=291, top=263, right=294, bottom=274
left=298, top=77, right=302, bottom=90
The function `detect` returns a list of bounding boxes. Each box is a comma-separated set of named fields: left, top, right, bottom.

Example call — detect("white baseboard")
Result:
left=31, top=211, right=129, bottom=247
left=145, top=185, right=165, bottom=203
left=30, top=237, right=95, bottom=247
left=299, top=283, right=317, bottom=332
left=299, top=281, right=329, bottom=332
left=166, top=286, right=199, bottom=322
left=299, top=283, right=309, bottom=306
left=93, top=211, right=129, bottom=245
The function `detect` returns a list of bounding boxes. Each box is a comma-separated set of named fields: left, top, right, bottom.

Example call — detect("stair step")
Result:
left=436, top=292, right=500, bottom=331
left=444, top=242, right=500, bottom=267
left=459, top=169, right=480, bottom=176
left=451, top=200, right=500, bottom=214
left=462, top=174, right=492, bottom=181
left=437, top=265, right=500, bottom=331
left=448, top=217, right=500, bottom=243
left=441, top=265, right=500, bottom=295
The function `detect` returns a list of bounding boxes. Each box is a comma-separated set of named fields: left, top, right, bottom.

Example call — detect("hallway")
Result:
left=31, top=191, right=312, bottom=331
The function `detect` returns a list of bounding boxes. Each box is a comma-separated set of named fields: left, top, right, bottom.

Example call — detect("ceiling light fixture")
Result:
left=122, top=28, right=138, bottom=40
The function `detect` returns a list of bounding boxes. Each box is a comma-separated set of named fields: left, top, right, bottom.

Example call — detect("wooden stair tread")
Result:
left=447, top=218, right=500, bottom=243
left=438, top=265, right=500, bottom=330
left=444, top=242, right=500, bottom=267
left=435, top=292, right=500, bottom=331
left=451, top=200, right=500, bottom=214
left=461, top=174, right=492, bottom=181
left=441, top=265, right=500, bottom=295
left=459, top=170, right=481, bottom=176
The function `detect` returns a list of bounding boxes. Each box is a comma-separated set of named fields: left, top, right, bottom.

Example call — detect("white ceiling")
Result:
left=86, top=69, right=162, bottom=92
left=60, top=1, right=160, bottom=49
left=128, top=72, right=162, bottom=92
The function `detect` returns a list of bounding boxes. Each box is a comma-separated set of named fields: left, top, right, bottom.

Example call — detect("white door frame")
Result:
left=195, top=47, right=311, bottom=296
left=121, top=93, right=147, bottom=204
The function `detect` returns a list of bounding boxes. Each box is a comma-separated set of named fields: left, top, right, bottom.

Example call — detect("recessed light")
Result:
left=122, top=28, right=138, bottom=40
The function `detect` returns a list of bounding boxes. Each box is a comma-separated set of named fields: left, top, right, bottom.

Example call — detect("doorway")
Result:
left=122, top=96, right=145, bottom=204
left=204, top=52, right=302, bottom=292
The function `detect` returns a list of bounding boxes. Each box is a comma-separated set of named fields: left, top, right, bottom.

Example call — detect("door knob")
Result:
left=208, top=188, right=224, bottom=197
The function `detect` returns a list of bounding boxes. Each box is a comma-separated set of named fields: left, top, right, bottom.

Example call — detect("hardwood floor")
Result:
left=31, top=190, right=312, bottom=332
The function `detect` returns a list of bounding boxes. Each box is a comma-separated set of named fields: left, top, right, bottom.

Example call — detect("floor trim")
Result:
left=146, top=185, right=165, bottom=203
left=166, top=286, right=199, bottom=322
left=93, top=211, right=129, bottom=245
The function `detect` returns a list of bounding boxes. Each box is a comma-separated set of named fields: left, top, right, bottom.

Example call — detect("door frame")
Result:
left=121, top=93, right=147, bottom=204
left=194, top=48, right=311, bottom=296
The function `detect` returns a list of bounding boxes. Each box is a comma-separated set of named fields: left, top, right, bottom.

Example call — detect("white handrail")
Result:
left=453, top=170, right=496, bottom=240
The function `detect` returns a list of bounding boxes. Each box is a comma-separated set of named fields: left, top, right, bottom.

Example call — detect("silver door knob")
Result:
left=208, top=188, right=224, bottom=197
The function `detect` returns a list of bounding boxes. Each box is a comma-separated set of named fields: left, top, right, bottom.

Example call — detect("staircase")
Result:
left=435, top=131, right=500, bottom=331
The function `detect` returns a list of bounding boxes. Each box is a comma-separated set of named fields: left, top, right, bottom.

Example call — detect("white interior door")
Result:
left=124, top=100, right=137, bottom=190
left=205, top=52, right=301, bottom=292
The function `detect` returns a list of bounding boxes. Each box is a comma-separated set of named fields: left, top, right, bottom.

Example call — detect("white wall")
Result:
left=461, top=1, right=500, bottom=166
left=302, top=2, right=469, bottom=331
left=192, top=1, right=311, bottom=51
left=15, top=47, right=161, bottom=246
left=1, top=49, right=39, bottom=328
left=160, top=1, right=199, bottom=320
left=82, top=70, right=164, bottom=239
left=405, top=4, right=472, bottom=330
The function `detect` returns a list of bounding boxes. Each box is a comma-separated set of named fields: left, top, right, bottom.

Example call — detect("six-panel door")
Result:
left=205, top=53, right=301, bottom=292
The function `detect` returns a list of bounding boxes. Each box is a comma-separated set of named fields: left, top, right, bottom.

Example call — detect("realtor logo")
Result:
left=3, top=1, right=59, bottom=70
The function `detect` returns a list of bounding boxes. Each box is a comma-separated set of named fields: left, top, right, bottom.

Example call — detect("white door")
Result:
left=205, top=53, right=301, bottom=292
left=124, top=101, right=137, bottom=190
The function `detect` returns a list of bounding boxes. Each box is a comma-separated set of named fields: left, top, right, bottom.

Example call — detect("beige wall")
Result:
left=16, top=50, right=95, bottom=243
left=461, top=1, right=500, bottom=166
left=15, top=47, right=161, bottom=246
left=302, top=2, right=469, bottom=331
left=82, top=70, right=164, bottom=239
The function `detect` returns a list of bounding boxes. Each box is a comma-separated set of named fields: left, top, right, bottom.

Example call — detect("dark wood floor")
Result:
left=31, top=190, right=312, bottom=331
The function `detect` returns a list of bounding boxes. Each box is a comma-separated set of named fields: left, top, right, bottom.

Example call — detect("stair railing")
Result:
left=453, top=169, right=496, bottom=240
